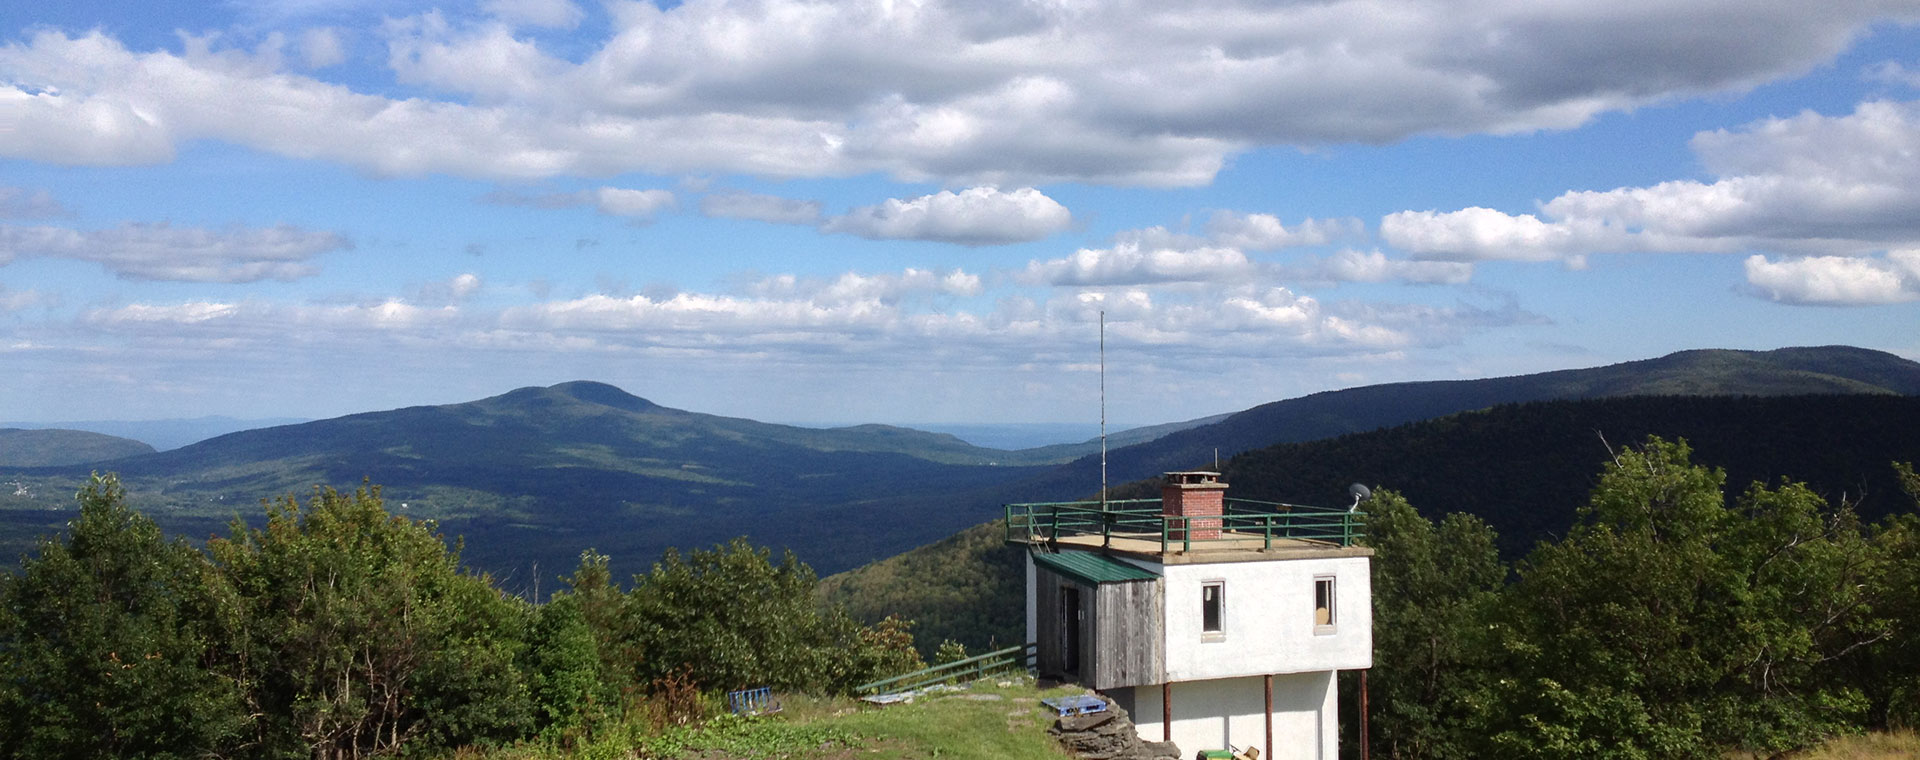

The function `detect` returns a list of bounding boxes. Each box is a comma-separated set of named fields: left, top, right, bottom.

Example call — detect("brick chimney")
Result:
left=1162, top=471, right=1226, bottom=541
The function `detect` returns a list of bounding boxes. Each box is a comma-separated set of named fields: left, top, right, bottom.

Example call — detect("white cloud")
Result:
left=0, top=187, right=68, bottom=219
left=1205, top=212, right=1360, bottom=250
left=822, top=187, right=1071, bottom=245
left=483, top=0, right=584, bottom=29
left=1313, top=249, right=1474, bottom=285
left=590, top=187, right=676, bottom=219
left=1023, top=241, right=1253, bottom=287
left=83, top=299, right=459, bottom=332
left=744, top=268, right=982, bottom=305
left=418, top=272, right=484, bottom=305
left=1865, top=60, right=1920, bottom=88
left=699, top=192, right=824, bottom=225
left=1380, top=207, right=1604, bottom=263
left=1744, top=251, right=1920, bottom=305
left=0, top=286, right=54, bottom=312
left=0, top=221, right=348, bottom=282
left=1383, top=100, right=1920, bottom=265
left=6, top=2, right=1908, bottom=185
left=299, top=27, right=345, bottom=69
left=485, top=186, right=676, bottom=221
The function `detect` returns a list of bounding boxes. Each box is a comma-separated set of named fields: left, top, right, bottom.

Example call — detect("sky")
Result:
left=2, top=0, right=1918, bottom=429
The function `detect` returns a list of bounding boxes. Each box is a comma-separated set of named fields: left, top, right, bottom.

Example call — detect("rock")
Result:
left=1047, top=694, right=1180, bottom=760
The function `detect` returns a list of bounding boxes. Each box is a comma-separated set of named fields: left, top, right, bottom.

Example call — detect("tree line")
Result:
left=0, top=477, right=923, bottom=759
left=1355, top=438, right=1920, bottom=759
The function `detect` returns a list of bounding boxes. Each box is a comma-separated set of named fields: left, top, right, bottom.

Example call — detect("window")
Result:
left=1202, top=581, right=1224, bottom=636
left=1314, top=576, right=1336, bottom=633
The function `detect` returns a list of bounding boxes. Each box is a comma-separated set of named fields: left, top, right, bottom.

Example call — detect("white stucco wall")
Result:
left=1124, top=672, right=1337, bottom=760
left=1137, top=555, right=1371, bottom=681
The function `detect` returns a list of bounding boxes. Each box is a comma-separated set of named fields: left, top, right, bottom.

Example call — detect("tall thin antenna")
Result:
left=1099, top=310, right=1107, bottom=511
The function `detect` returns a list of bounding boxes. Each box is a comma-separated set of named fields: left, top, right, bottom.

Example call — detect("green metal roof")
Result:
left=1033, top=550, right=1160, bottom=586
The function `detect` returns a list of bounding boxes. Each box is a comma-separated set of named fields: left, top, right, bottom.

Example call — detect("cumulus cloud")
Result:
left=1383, top=99, right=1920, bottom=266
left=699, top=192, right=824, bottom=225
left=485, top=186, right=676, bottom=221
left=1744, top=251, right=1920, bottom=305
left=1206, top=212, right=1361, bottom=250
left=0, top=222, right=348, bottom=282
left=5, top=1, right=1907, bottom=185
left=418, top=272, right=484, bottom=305
left=299, top=27, right=345, bottom=69
left=743, top=268, right=982, bottom=304
left=1311, top=249, right=1475, bottom=285
left=822, top=187, right=1071, bottom=245
left=1380, top=207, right=1602, bottom=264
left=1022, top=241, right=1254, bottom=287
left=0, top=187, right=68, bottom=219
left=1026, top=217, right=1459, bottom=288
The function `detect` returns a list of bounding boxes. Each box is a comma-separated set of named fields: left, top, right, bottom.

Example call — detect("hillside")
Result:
left=0, top=381, right=1075, bottom=578
left=0, top=428, right=154, bottom=467
left=1009, top=346, right=1920, bottom=499
left=825, top=393, right=1920, bottom=653
left=0, top=416, right=309, bottom=451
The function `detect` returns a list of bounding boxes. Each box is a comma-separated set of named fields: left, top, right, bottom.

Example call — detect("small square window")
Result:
left=1314, top=576, right=1336, bottom=633
left=1202, top=581, right=1224, bottom=634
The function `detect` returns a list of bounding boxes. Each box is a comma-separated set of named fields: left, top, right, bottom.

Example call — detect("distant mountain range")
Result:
left=1001, top=346, right=1920, bottom=500
left=0, top=428, right=154, bottom=467
left=0, top=416, right=310, bottom=451
left=3, top=345, right=1916, bottom=585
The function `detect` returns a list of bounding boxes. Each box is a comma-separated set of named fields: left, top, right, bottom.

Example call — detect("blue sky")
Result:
left=2, top=0, right=1917, bottom=428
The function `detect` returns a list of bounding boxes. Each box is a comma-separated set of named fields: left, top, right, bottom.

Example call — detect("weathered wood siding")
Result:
left=1033, top=565, right=1164, bottom=689
left=1034, top=566, right=1073, bottom=677
left=1089, top=578, right=1163, bottom=690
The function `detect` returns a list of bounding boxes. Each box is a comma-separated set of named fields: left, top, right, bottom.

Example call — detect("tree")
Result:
left=205, top=484, right=532, bottom=758
left=1481, top=438, right=1883, bottom=758
left=0, top=474, right=247, bottom=759
left=1354, top=489, right=1505, bottom=760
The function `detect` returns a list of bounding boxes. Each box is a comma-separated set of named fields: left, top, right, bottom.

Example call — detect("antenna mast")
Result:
left=1099, top=310, right=1107, bottom=511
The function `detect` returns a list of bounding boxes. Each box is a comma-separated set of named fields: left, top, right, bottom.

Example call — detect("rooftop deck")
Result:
left=1005, top=497, right=1368, bottom=562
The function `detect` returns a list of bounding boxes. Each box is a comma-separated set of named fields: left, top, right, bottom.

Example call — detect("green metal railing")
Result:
left=1005, top=497, right=1365, bottom=551
left=856, top=642, right=1037, bottom=696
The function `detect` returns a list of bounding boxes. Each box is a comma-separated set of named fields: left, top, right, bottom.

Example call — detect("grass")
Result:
left=1789, top=730, right=1920, bottom=760
left=455, top=676, right=1086, bottom=760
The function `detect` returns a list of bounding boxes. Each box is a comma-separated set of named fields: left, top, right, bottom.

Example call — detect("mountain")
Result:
left=0, top=428, right=154, bottom=467
left=0, top=381, right=1091, bottom=580
left=0, top=416, right=309, bottom=451
left=1008, top=346, right=1920, bottom=498
left=823, top=393, right=1920, bottom=655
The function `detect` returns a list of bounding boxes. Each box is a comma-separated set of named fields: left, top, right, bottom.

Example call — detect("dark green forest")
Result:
left=1352, top=442, right=1920, bottom=759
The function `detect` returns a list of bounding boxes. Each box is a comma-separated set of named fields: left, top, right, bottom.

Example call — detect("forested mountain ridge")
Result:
left=1009, top=346, right=1920, bottom=498
left=0, top=428, right=154, bottom=467
left=0, top=381, right=1075, bottom=578
left=825, top=393, right=1920, bottom=655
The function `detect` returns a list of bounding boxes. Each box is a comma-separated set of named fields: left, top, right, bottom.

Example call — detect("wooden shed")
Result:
left=1032, top=550, right=1164, bottom=690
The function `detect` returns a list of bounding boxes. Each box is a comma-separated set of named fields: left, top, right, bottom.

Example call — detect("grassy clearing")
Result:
left=1788, top=730, right=1920, bottom=760
left=457, top=677, right=1086, bottom=760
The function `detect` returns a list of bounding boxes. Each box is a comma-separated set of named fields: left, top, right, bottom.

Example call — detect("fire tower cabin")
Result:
left=1007, top=472, right=1371, bottom=760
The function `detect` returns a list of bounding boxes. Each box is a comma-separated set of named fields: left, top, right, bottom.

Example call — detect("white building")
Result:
left=1011, top=472, right=1372, bottom=760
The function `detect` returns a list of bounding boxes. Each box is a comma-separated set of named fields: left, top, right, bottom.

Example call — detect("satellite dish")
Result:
left=1347, top=482, right=1372, bottom=512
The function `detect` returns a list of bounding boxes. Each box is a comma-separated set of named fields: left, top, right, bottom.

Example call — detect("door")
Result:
left=1061, top=585, right=1083, bottom=674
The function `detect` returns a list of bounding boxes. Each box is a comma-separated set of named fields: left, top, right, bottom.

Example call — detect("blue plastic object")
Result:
left=1042, top=695, right=1109, bottom=716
